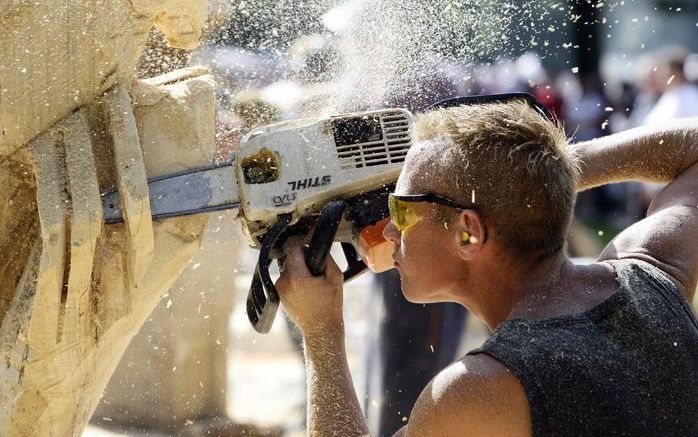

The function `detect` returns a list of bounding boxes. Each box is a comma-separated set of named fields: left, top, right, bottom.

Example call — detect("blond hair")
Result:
left=415, top=100, right=578, bottom=256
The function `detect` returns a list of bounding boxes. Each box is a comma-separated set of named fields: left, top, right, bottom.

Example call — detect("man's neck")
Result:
left=465, top=250, right=570, bottom=330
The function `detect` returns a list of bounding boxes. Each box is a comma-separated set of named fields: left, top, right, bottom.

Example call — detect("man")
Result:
left=276, top=95, right=698, bottom=436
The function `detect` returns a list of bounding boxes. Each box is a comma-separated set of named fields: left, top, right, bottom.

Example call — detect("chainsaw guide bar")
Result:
left=102, top=160, right=241, bottom=224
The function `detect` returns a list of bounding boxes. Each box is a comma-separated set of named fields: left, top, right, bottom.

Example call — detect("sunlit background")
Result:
left=83, top=0, right=698, bottom=435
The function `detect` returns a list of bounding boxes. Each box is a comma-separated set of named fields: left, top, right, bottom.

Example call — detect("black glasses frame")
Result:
left=390, top=193, right=471, bottom=211
left=425, top=92, right=553, bottom=122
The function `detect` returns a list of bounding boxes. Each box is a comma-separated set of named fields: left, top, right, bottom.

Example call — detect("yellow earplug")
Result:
left=461, top=231, right=471, bottom=243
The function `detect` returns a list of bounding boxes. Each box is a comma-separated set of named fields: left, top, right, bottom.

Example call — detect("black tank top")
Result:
left=468, top=259, right=698, bottom=436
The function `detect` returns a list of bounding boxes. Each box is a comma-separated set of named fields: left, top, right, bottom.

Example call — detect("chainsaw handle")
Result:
left=246, top=213, right=292, bottom=334
left=305, top=201, right=346, bottom=275
left=341, top=242, right=368, bottom=281
left=305, top=201, right=368, bottom=281
left=247, top=200, right=370, bottom=334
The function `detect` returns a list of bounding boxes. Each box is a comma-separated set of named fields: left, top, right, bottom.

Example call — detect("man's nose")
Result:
left=383, top=220, right=401, bottom=243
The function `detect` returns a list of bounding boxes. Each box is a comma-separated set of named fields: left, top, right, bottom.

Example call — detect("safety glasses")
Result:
left=388, top=193, right=471, bottom=232
left=425, top=92, right=554, bottom=122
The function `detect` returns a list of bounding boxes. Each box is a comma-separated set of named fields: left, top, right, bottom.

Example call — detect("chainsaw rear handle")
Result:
left=246, top=200, right=368, bottom=333
left=305, top=201, right=368, bottom=281
left=304, top=201, right=345, bottom=275
left=340, top=242, right=368, bottom=281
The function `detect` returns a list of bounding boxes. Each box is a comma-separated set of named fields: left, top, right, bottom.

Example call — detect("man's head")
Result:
left=384, top=98, right=577, bottom=303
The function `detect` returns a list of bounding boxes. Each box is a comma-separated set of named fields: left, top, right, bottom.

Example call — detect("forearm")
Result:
left=572, top=118, right=698, bottom=191
left=304, top=326, right=370, bottom=436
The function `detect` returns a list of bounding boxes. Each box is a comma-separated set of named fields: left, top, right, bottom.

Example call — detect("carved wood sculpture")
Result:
left=0, top=1, right=217, bottom=435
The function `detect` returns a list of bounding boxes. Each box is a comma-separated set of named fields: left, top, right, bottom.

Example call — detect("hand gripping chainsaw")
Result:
left=102, top=108, right=414, bottom=333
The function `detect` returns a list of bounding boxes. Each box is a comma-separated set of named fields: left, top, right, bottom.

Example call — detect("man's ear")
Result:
left=454, top=209, right=486, bottom=261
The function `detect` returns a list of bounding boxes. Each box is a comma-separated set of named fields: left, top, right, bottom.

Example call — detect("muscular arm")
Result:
left=571, top=118, right=698, bottom=298
left=304, top=328, right=370, bottom=436
left=572, top=118, right=698, bottom=191
left=276, top=241, right=369, bottom=436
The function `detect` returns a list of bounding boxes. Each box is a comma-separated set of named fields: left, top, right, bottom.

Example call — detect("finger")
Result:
left=283, top=237, right=311, bottom=278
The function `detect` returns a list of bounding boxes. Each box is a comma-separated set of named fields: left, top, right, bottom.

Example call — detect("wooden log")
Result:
left=0, top=2, right=215, bottom=434
left=0, top=71, right=216, bottom=437
left=104, top=85, right=155, bottom=285
left=0, top=0, right=208, bottom=162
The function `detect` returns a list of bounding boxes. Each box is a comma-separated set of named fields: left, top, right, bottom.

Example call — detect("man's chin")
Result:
left=399, top=282, right=436, bottom=304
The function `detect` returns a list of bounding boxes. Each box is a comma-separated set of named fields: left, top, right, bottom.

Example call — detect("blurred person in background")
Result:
left=644, top=46, right=698, bottom=125
left=370, top=269, right=467, bottom=436
left=630, top=47, right=698, bottom=224
left=564, top=73, right=609, bottom=142
left=515, top=52, right=564, bottom=119
left=563, top=73, right=623, bottom=228
left=627, top=54, right=663, bottom=129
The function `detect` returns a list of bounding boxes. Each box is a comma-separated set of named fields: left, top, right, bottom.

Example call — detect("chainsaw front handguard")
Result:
left=246, top=200, right=368, bottom=333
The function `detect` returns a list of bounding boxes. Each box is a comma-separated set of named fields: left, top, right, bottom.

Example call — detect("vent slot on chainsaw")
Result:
left=333, top=111, right=412, bottom=170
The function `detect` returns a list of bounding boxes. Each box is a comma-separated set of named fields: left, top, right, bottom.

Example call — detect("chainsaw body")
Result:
left=238, top=108, right=414, bottom=332
left=236, top=108, right=413, bottom=248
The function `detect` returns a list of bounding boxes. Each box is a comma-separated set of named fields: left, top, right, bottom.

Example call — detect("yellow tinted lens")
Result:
left=388, top=195, right=403, bottom=229
left=389, top=196, right=421, bottom=232
left=401, top=205, right=420, bottom=231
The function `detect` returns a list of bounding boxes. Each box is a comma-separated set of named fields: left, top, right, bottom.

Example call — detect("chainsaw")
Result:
left=102, top=108, right=414, bottom=333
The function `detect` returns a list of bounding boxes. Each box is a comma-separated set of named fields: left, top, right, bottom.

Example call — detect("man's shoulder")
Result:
left=401, top=353, right=531, bottom=437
